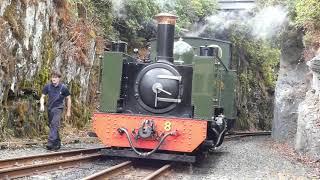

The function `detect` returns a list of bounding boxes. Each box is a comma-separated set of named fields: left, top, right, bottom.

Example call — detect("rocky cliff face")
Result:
left=272, top=27, right=308, bottom=143
left=295, top=55, right=320, bottom=159
left=273, top=27, right=320, bottom=160
left=295, top=90, right=320, bottom=159
left=0, top=0, right=101, bottom=139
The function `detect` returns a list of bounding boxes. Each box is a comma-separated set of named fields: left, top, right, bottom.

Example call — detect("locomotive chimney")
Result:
left=155, top=13, right=177, bottom=63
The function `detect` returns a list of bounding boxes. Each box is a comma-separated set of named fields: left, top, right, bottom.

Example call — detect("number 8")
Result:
left=164, top=121, right=172, bottom=131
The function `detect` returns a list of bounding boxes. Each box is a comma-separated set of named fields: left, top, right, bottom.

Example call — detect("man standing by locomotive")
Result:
left=40, top=70, right=71, bottom=150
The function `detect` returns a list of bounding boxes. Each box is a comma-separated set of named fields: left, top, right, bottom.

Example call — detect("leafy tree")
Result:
left=64, top=0, right=116, bottom=39
left=295, top=0, right=320, bottom=53
left=295, top=0, right=320, bottom=27
left=91, top=0, right=116, bottom=39
left=112, top=0, right=160, bottom=46
left=110, top=0, right=218, bottom=46
left=229, top=24, right=280, bottom=130
left=161, top=0, right=218, bottom=33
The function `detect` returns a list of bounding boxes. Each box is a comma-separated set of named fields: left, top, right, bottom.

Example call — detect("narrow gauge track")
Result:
left=0, top=147, right=104, bottom=179
left=225, top=131, right=271, bottom=139
left=82, top=161, right=171, bottom=180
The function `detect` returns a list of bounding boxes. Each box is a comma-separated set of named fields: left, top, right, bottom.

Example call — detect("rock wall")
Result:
left=273, top=27, right=320, bottom=160
left=295, top=55, right=320, bottom=159
left=272, top=27, right=309, bottom=143
left=295, top=90, right=320, bottom=159
left=272, top=64, right=309, bottom=143
left=0, top=0, right=101, bottom=139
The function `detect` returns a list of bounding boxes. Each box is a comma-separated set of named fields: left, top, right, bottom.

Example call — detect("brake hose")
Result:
left=214, top=118, right=227, bottom=147
left=117, top=127, right=176, bottom=156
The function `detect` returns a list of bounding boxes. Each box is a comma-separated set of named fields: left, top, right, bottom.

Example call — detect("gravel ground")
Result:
left=0, top=142, right=126, bottom=180
left=1, top=136, right=319, bottom=179
left=23, top=158, right=125, bottom=180
left=173, top=136, right=320, bottom=179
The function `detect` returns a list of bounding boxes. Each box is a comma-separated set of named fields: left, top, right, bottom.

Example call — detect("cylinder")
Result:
left=155, top=13, right=177, bottom=63
left=111, top=41, right=127, bottom=53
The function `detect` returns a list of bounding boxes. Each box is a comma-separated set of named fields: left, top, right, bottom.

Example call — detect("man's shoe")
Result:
left=46, top=141, right=54, bottom=150
left=51, top=144, right=61, bottom=151
left=46, top=144, right=60, bottom=150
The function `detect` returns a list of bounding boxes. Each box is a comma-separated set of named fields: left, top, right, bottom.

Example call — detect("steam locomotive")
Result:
left=93, top=13, right=237, bottom=162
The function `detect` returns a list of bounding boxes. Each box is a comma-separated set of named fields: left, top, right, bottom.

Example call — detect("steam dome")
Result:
left=173, top=38, right=194, bottom=64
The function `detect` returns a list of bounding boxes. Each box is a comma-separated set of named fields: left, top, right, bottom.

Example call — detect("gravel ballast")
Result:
left=0, top=136, right=319, bottom=179
left=173, top=136, right=319, bottom=179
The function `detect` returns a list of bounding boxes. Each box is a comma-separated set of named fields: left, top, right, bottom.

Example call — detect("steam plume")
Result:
left=185, top=6, right=288, bottom=40
left=111, top=0, right=127, bottom=18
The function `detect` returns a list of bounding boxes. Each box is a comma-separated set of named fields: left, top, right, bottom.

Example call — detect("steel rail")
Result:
left=226, top=131, right=271, bottom=136
left=0, top=153, right=102, bottom=179
left=142, top=164, right=171, bottom=180
left=0, top=147, right=103, bottom=169
left=225, top=131, right=271, bottom=139
left=82, top=161, right=170, bottom=180
left=81, top=161, right=132, bottom=180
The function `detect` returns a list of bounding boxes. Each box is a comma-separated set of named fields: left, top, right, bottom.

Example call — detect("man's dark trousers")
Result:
left=48, top=108, right=63, bottom=147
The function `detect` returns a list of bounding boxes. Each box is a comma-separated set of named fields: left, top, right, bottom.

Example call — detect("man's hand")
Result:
left=40, top=105, right=45, bottom=112
left=66, top=111, right=71, bottom=118
left=65, top=111, right=71, bottom=120
left=40, top=94, right=46, bottom=112
left=65, top=95, right=71, bottom=119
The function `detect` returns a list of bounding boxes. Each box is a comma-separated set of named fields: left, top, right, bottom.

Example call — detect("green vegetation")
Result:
left=112, top=0, right=160, bottom=46
left=162, top=0, right=218, bottom=33
left=8, top=98, right=48, bottom=138
left=90, top=1, right=115, bottom=38
left=37, top=32, right=55, bottom=93
left=68, top=80, right=92, bottom=128
left=229, top=25, right=280, bottom=130
left=0, top=31, right=56, bottom=140
left=295, top=0, right=320, bottom=48
left=232, top=37, right=280, bottom=88
left=295, top=0, right=320, bottom=27
left=88, top=0, right=218, bottom=47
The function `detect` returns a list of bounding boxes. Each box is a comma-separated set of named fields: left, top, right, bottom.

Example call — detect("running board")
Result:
left=101, top=149, right=196, bottom=163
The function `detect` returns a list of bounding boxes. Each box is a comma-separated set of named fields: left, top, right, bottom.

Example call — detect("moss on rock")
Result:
left=66, top=80, right=92, bottom=128
left=0, top=0, right=99, bottom=141
left=231, top=29, right=279, bottom=130
left=3, top=0, right=26, bottom=42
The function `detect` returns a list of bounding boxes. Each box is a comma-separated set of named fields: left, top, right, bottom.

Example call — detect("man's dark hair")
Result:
left=51, top=70, right=62, bottom=78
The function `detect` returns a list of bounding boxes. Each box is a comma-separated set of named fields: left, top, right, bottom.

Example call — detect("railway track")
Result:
left=225, top=131, right=271, bottom=139
left=0, top=147, right=171, bottom=179
left=82, top=161, right=171, bottom=180
left=0, top=147, right=104, bottom=179
left=0, top=131, right=271, bottom=179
